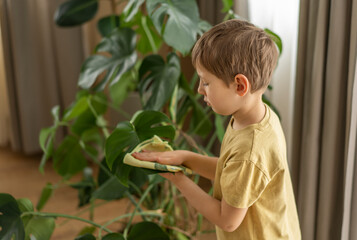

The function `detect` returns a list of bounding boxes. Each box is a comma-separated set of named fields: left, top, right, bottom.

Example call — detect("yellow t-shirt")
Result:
left=213, top=105, right=301, bottom=240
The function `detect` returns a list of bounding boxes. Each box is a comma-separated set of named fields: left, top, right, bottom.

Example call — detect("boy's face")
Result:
left=196, top=64, right=242, bottom=116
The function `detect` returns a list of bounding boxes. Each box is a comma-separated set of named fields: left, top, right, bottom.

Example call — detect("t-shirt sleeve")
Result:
left=221, top=160, right=270, bottom=208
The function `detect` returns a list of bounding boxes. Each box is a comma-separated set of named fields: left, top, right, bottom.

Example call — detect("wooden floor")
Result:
left=0, top=147, right=216, bottom=240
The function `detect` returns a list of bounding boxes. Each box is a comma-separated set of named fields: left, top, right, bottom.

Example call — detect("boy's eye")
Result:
left=203, top=83, right=209, bottom=86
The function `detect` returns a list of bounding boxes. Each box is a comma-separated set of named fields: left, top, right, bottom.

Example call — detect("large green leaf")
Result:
left=146, top=0, right=200, bottom=55
left=24, top=217, right=55, bottom=240
left=92, top=176, right=128, bottom=200
left=122, top=12, right=162, bottom=54
left=127, top=222, right=169, bottom=240
left=63, top=96, right=89, bottom=121
left=109, top=68, right=138, bottom=108
left=105, top=122, right=139, bottom=170
left=131, top=110, right=175, bottom=140
left=105, top=111, right=175, bottom=169
left=222, top=0, right=233, bottom=12
left=54, top=0, right=98, bottom=27
left=123, top=0, right=146, bottom=22
left=75, top=233, right=96, bottom=240
left=16, top=198, right=33, bottom=227
left=103, top=233, right=125, bottom=240
left=71, top=93, right=107, bottom=136
left=139, top=53, right=181, bottom=111
left=0, top=193, right=25, bottom=240
left=98, top=15, right=121, bottom=37
left=15, top=197, right=55, bottom=240
left=78, top=28, right=137, bottom=90
left=53, top=136, right=87, bottom=177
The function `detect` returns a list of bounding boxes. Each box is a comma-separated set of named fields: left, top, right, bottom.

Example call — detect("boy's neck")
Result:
left=231, top=99, right=266, bottom=130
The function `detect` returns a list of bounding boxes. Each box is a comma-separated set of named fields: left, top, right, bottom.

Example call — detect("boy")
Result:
left=132, top=19, right=301, bottom=239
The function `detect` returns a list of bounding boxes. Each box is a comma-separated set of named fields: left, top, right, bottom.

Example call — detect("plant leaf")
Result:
left=16, top=199, right=33, bottom=213
left=146, top=0, right=200, bottom=55
left=92, top=176, right=128, bottom=200
left=0, top=193, right=25, bottom=240
left=103, top=233, right=125, bottom=240
left=131, top=110, right=175, bottom=141
left=139, top=53, right=181, bottom=111
left=222, top=0, right=233, bottom=13
left=36, top=183, right=53, bottom=211
left=127, top=222, right=169, bottom=240
left=54, top=0, right=98, bottom=27
left=63, top=96, right=89, bottom=121
left=75, top=233, right=96, bottom=240
left=71, top=93, right=107, bottom=136
left=77, top=226, right=96, bottom=237
left=123, top=0, right=146, bottom=22
left=98, top=15, right=121, bottom=37
left=105, top=110, right=175, bottom=169
left=53, top=136, right=87, bottom=178
left=79, top=28, right=137, bottom=89
left=24, top=217, right=55, bottom=240
left=105, top=111, right=175, bottom=190
left=105, top=121, right=139, bottom=169
left=121, top=12, right=162, bottom=54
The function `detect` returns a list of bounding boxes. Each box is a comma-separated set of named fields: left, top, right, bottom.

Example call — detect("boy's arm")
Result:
left=165, top=172, right=247, bottom=232
left=132, top=150, right=218, bottom=180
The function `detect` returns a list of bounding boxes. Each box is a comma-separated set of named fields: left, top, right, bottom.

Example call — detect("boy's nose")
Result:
left=197, top=80, right=205, bottom=95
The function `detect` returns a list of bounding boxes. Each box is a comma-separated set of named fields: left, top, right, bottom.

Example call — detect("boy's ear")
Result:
left=234, top=74, right=250, bottom=96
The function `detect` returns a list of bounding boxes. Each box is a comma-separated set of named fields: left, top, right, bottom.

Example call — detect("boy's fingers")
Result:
left=141, top=149, right=152, bottom=153
left=132, top=152, right=161, bottom=162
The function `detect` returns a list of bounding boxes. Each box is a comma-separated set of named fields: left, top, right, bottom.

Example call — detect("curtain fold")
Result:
left=0, top=0, right=84, bottom=153
left=292, top=0, right=357, bottom=239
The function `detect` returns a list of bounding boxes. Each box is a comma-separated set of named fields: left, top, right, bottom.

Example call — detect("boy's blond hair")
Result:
left=192, top=19, right=279, bottom=92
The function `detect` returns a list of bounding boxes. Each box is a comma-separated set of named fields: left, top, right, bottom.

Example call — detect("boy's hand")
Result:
left=131, top=150, right=188, bottom=166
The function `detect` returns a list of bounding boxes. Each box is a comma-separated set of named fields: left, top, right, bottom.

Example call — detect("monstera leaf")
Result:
left=139, top=53, right=181, bottom=111
left=105, top=110, right=175, bottom=170
left=127, top=222, right=169, bottom=240
left=98, top=15, right=121, bottom=37
left=54, top=0, right=98, bottom=27
left=146, top=0, right=200, bottom=55
left=53, top=136, right=87, bottom=177
left=0, top=193, right=25, bottom=240
left=78, top=28, right=137, bottom=90
left=123, top=0, right=146, bottom=22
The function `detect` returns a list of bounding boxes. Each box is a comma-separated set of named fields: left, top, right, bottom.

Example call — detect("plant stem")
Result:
left=87, top=97, right=110, bottom=138
left=123, top=184, right=155, bottom=238
left=178, top=129, right=207, bottom=155
left=21, top=212, right=112, bottom=233
left=110, top=0, right=116, bottom=15
left=82, top=145, right=113, bottom=178
left=124, top=191, right=148, bottom=221
left=59, top=200, right=110, bottom=227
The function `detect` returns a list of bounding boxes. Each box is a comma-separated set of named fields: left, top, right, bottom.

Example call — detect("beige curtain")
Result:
left=291, top=0, right=357, bottom=239
left=0, top=20, right=11, bottom=146
left=0, top=0, right=84, bottom=153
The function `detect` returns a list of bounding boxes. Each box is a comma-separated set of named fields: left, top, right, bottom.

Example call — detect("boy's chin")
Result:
left=211, top=108, right=232, bottom=116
